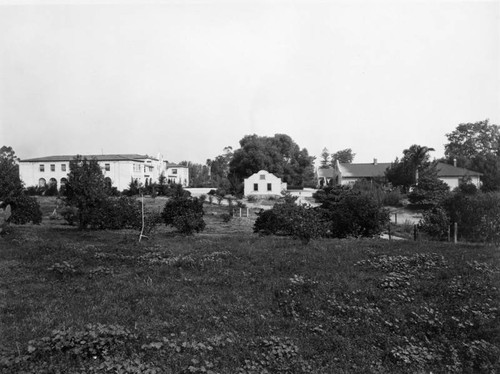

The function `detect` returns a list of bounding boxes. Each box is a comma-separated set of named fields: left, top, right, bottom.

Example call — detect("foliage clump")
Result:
left=162, top=192, right=206, bottom=235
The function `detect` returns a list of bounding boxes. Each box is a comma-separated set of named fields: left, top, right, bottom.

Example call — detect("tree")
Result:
left=0, top=146, right=42, bottom=225
left=229, top=134, right=315, bottom=189
left=444, top=120, right=500, bottom=191
left=385, top=144, right=435, bottom=191
left=64, top=156, right=109, bottom=229
left=331, top=148, right=355, bottom=164
left=0, top=146, right=23, bottom=199
left=319, top=147, right=331, bottom=169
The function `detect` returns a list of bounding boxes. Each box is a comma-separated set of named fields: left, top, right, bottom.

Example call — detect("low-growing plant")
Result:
left=162, top=196, right=205, bottom=234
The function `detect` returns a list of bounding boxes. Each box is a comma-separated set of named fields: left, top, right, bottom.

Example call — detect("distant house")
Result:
left=164, top=162, right=189, bottom=187
left=317, top=159, right=482, bottom=189
left=244, top=170, right=287, bottom=197
left=19, top=153, right=189, bottom=192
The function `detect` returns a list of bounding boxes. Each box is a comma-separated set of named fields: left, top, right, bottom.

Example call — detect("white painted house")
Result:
left=19, top=154, right=189, bottom=191
left=244, top=170, right=287, bottom=197
left=164, top=162, right=189, bottom=186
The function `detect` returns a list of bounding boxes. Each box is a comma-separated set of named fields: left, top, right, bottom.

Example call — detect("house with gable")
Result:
left=317, top=159, right=482, bottom=190
left=244, top=170, right=287, bottom=197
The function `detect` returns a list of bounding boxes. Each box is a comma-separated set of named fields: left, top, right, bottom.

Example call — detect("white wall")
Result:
left=244, top=170, right=287, bottom=196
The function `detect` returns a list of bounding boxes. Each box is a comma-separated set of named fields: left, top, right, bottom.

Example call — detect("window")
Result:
left=267, top=183, right=272, bottom=191
left=105, top=163, right=110, bottom=171
left=61, top=164, right=66, bottom=172
left=260, top=174, right=266, bottom=180
left=254, top=183, right=258, bottom=191
left=50, top=164, right=55, bottom=172
left=39, top=164, right=45, bottom=172
left=172, top=169, right=178, bottom=174
left=133, top=163, right=141, bottom=172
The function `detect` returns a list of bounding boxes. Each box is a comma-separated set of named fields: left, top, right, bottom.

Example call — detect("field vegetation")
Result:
left=1, top=197, right=499, bottom=373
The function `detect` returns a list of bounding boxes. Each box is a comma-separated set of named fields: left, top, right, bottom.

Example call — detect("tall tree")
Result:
left=331, top=148, right=355, bottom=164
left=319, top=147, right=331, bottom=169
left=229, top=134, right=315, bottom=188
left=64, top=156, right=108, bottom=229
left=403, top=145, right=435, bottom=185
left=444, top=120, right=500, bottom=191
left=0, top=146, right=23, bottom=199
left=385, top=144, right=436, bottom=191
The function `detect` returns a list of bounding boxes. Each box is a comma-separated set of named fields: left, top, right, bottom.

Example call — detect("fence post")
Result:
left=239, top=208, right=242, bottom=217
left=388, top=224, right=392, bottom=240
left=246, top=208, right=249, bottom=217
left=454, top=222, right=458, bottom=244
left=395, top=213, right=398, bottom=225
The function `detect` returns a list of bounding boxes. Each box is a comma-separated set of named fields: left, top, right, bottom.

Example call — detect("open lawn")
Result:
left=1, top=199, right=499, bottom=373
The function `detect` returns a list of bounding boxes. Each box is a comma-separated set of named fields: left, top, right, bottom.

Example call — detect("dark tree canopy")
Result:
left=0, top=146, right=23, bottom=200
left=385, top=144, right=436, bottom=191
left=229, top=134, right=315, bottom=188
left=64, top=156, right=109, bottom=229
left=331, top=148, right=355, bottom=164
left=444, top=120, right=500, bottom=191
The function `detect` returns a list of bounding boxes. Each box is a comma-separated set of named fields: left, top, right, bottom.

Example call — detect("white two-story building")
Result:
left=19, top=154, right=189, bottom=191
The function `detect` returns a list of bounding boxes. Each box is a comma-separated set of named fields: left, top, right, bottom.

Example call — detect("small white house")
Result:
left=164, top=162, right=189, bottom=186
left=244, top=170, right=287, bottom=197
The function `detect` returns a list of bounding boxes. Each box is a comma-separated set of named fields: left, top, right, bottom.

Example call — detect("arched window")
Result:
left=60, top=178, right=68, bottom=185
left=38, top=178, right=46, bottom=187
left=49, top=178, right=57, bottom=187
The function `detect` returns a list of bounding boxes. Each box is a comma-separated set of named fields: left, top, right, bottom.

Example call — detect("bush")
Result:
left=59, top=206, right=79, bottom=226
left=382, top=189, right=404, bottom=207
left=4, top=194, right=43, bottom=225
left=314, top=186, right=390, bottom=238
left=254, top=202, right=328, bottom=243
left=408, top=176, right=450, bottom=209
left=84, top=197, right=141, bottom=230
left=443, top=191, right=500, bottom=244
left=419, top=206, right=450, bottom=240
left=162, top=196, right=205, bottom=234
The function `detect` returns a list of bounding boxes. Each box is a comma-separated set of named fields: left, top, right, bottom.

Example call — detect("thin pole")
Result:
left=454, top=222, right=458, bottom=244
left=139, top=194, right=148, bottom=242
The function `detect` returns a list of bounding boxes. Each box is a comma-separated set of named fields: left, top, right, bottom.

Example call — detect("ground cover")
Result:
left=0, top=200, right=499, bottom=373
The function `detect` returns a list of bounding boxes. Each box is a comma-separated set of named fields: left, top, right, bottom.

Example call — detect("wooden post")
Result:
left=388, top=224, right=392, bottom=240
left=454, top=222, right=458, bottom=244
left=239, top=208, right=242, bottom=217
left=395, top=213, right=398, bottom=225
left=246, top=208, right=249, bottom=217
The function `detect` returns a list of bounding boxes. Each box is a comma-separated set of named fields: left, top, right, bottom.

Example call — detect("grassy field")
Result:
left=0, top=197, right=499, bottom=373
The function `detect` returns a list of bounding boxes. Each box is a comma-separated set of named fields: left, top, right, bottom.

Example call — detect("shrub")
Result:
left=162, top=196, right=205, bottom=234
left=85, top=197, right=141, bottom=230
left=408, top=176, right=450, bottom=209
left=254, top=202, right=328, bottom=243
left=59, top=206, right=79, bottom=225
left=4, top=194, right=43, bottom=225
left=419, top=206, right=450, bottom=240
left=382, top=189, right=404, bottom=207
left=315, top=187, right=390, bottom=238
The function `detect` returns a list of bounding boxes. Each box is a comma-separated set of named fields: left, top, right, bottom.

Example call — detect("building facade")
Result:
left=244, top=170, right=287, bottom=197
left=317, top=160, right=482, bottom=190
left=19, top=154, right=189, bottom=191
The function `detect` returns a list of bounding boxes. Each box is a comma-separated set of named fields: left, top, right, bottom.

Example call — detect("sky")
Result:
left=0, top=0, right=499, bottom=166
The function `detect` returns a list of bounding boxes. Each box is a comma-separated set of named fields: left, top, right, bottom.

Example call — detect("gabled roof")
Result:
left=317, top=168, right=335, bottom=178
left=21, top=154, right=157, bottom=163
left=339, top=163, right=392, bottom=178
left=436, top=162, right=482, bottom=177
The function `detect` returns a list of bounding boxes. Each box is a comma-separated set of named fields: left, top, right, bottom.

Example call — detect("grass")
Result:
left=0, top=198, right=499, bottom=373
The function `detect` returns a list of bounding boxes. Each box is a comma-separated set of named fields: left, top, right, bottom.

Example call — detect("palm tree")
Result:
left=403, top=145, right=435, bottom=186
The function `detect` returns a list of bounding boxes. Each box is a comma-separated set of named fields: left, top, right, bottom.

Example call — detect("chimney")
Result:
left=453, top=158, right=457, bottom=167
left=373, top=158, right=378, bottom=165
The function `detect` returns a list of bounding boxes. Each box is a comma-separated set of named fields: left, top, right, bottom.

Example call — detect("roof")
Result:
left=339, top=163, right=392, bottom=178
left=20, top=154, right=157, bottom=163
left=335, top=162, right=482, bottom=179
left=436, top=162, right=482, bottom=177
left=164, top=162, right=187, bottom=168
left=317, top=168, right=335, bottom=178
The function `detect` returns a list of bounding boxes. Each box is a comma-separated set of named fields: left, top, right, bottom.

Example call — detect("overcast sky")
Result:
left=0, top=0, right=498, bottom=165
